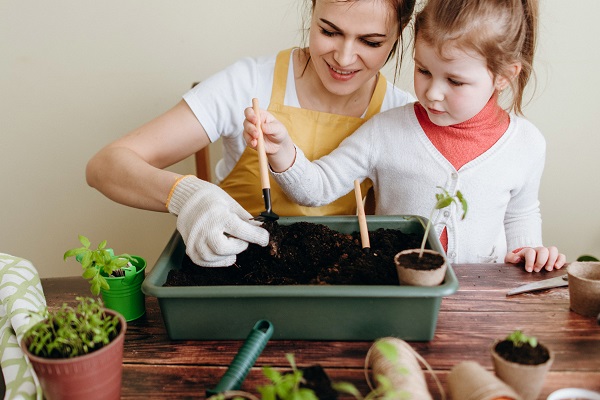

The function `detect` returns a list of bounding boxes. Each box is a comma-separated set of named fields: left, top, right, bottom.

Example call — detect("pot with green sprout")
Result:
left=64, top=235, right=146, bottom=321
left=491, top=329, right=554, bottom=400
left=394, top=187, right=467, bottom=286
left=21, top=297, right=126, bottom=400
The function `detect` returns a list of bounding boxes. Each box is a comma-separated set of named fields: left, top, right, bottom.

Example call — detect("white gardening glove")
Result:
left=167, top=176, right=269, bottom=267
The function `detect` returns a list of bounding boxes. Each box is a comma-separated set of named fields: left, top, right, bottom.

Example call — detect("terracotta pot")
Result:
left=491, top=340, right=554, bottom=400
left=22, top=309, right=126, bottom=400
left=394, top=249, right=447, bottom=286
left=567, top=261, right=600, bottom=317
left=448, top=361, right=521, bottom=400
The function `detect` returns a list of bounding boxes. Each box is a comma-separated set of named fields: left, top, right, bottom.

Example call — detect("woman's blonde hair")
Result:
left=414, top=0, right=538, bottom=114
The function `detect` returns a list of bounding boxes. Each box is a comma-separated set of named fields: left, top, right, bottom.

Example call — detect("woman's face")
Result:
left=308, top=0, right=399, bottom=96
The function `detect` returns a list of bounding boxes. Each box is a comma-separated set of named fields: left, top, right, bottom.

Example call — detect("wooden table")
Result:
left=14, top=264, right=600, bottom=399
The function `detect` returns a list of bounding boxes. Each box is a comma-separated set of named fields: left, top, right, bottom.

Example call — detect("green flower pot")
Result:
left=101, top=255, right=146, bottom=321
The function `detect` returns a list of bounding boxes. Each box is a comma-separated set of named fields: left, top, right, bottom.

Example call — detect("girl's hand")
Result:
left=243, top=106, right=296, bottom=172
left=504, top=246, right=566, bottom=272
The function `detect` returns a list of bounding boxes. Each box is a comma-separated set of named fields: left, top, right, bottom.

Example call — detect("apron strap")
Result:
left=270, top=48, right=388, bottom=120
left=270, top=48, right=293, bottom=106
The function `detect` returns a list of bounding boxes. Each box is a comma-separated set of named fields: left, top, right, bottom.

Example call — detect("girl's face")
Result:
left=414, top=38, right=501, bottom=126
left=308, top=0, right=399, bottom=96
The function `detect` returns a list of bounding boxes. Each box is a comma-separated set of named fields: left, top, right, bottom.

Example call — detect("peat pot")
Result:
left=491, top=339, right=554, bottom=400
left=394, top=249, right=447, bottom=287
left=567, top=261, right=600, bottom=318
left=142, top=216, right=458, bottom=341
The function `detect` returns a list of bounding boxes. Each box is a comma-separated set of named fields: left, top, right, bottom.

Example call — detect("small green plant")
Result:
left=576, top=254, right=599, bottom=262
left=419, top=187, right=468, bottom=257
left=257, top=354, right=318, bottom=400
left=23, top=297, right=121, bottom=359
left=506, top=330, right=538, bottom=348
left=333, top=340, right=410, bottom=400
left=64, top=235, right=134, bottom=295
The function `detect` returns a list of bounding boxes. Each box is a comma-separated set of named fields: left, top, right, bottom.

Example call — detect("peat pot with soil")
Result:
left=142, top=215, right=459, bottom=340
left=491, top=330, right=554, bottom=400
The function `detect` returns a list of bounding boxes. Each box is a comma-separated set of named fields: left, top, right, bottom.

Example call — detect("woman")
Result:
left=86, top=0, right=416, bottom=267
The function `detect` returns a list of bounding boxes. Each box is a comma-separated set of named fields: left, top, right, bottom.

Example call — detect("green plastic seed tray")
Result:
left=142, top=215, right=459, bottom=341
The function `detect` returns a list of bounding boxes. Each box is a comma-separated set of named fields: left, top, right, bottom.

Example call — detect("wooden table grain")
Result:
left=13, top=264, right=600, bottom=399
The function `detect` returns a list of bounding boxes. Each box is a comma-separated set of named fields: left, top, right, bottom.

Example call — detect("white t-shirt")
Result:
left=183, top=50, right=415, bottom=183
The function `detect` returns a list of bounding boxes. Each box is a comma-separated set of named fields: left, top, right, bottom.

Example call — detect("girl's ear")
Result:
left=495, top=62, right=522, bottom=91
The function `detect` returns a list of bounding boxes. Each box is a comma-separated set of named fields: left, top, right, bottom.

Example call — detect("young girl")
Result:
left=244, top=0, right=566, bottom=272
left=86, top=0, right=416, bottom=267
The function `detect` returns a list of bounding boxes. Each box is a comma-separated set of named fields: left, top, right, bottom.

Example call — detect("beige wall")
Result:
left=2, top=0, right=599, bottom=278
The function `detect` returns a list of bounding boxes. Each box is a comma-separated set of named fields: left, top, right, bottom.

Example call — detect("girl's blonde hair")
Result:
left=415, top=0, right=538, bottom=114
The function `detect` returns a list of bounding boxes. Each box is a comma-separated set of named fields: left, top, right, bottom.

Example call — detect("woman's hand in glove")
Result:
left=167, top=176, right=269, bottom=267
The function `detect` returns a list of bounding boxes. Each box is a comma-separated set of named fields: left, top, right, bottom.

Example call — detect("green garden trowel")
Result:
left=206, top=319, right=274, bottom=397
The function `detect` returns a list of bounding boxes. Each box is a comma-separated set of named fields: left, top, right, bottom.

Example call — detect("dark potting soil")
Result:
left=165, top=220, right=424, bottom=286
left=395, top=250, right=445, bottom=271
left=494, top=340, right=551, bottom=365
left=299, top=365, right=338, bottom=400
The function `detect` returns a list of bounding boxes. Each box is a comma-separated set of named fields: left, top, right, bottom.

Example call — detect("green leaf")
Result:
left=435, top=196, right=453, bottom=209
left=262, top=367, right=281, bottom=383
left=98, top=240, right=107, bottom=250
left=375, top=340, right=398, bottom=362
left=295, top=388, right=318, bottom=400
left=78, top=235, right=90, bottom=248
left=332, top=382, right=361, bottom=397
left=80, top=252, right=93, bottom=269
left=457, top=190, right=468, bottom=219
left=91, top=281, right=101, bottom=296
left=99, top=276, right=109, bottom=291
left=82, top=268, right=97, bottom=280
left=577, top=254, right=599, bottom=261
left=257, top=385, right=276, bottom=400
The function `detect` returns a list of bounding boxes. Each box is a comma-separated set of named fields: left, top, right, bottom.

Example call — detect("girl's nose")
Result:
left=333, top=40, right=357, bottom=67
left=425, top=80, right=444, bottom=102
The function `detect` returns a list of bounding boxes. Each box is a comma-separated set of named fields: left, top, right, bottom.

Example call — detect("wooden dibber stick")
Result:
left=354, top=179, right=370, bottom=249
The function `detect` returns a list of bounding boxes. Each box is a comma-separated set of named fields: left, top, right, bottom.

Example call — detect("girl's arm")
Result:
left=502, top=124, right=566, bottom=272
left=243, top=106, right=296, bottom=172
left=243, top=106, right=374, bottom=207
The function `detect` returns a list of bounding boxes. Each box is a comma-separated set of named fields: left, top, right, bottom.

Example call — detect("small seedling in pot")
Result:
left=505, top=329, right=538, bottom=348
left=258, top=354, right=319, bottom=400
left=64, top=235, right=134, bottom=295
left=23, top=296, right=121, bottom=358
left=419, top=187, right=468, bottom=258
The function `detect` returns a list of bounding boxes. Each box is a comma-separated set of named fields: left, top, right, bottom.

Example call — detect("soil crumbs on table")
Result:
left=165, top=220, right=422, bottom=286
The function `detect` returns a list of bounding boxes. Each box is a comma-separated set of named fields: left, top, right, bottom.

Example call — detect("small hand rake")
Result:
left=252, top=98, right=279, bottom=222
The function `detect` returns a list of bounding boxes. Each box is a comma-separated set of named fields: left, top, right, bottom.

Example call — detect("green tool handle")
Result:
left=206, top=320, right=274, bottom=397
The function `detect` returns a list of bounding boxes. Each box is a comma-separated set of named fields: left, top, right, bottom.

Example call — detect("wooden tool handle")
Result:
left=252, top=98, right=270, bottom=190
left=354, top=179, right=370, bottom=249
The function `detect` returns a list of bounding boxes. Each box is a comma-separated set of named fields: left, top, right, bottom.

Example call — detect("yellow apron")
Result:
left=219, top=48, right=387, bottom=217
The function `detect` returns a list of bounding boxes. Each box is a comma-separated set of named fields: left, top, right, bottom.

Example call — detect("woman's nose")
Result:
left=333, top=41, right=357, bottom=67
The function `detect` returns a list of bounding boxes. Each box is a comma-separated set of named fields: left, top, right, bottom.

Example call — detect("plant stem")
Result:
left=419, top=210, right=435, bottom=258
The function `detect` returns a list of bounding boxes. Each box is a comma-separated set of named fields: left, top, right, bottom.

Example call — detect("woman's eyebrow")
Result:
left=319, top=18, right=388, bottom=38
